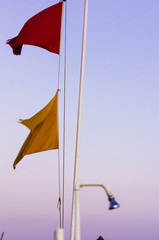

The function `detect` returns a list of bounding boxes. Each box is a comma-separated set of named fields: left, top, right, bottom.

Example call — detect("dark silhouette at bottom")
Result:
left=97, top=236, right=104, bottom=240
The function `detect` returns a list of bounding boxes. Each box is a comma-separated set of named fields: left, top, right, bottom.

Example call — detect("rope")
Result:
left=56, top=1, right=63, bottom=226
left=57, top=55, right=62, bottom=228
left=56, top=0, right=67, bottom=229
left=57, top=148, right=62, bottom=228
left=62, top=0, right=67, bottom=229
left=57, top=195, right=61, bottom=228
left=57, top=51, right=61, bottom=90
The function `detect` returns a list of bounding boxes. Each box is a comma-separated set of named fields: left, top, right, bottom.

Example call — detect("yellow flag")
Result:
left=13, top=91, right=59, bottom=169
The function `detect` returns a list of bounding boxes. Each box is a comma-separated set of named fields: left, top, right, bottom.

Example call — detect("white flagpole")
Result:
left=70, top=0, right=89, bottom=239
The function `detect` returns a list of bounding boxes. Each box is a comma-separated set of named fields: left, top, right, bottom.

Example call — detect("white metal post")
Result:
left=70, top=0, right=89, bottom=240
left=54, top=229, right=64, bottom=240
left=75, top=187, right=81, bottom=240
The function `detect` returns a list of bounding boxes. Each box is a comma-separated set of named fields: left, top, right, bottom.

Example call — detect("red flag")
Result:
left=7, top=2, right=63, bottom=55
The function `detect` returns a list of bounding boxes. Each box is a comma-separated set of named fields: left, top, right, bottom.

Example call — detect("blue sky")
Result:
left=0, top=0, right=159, bottom=240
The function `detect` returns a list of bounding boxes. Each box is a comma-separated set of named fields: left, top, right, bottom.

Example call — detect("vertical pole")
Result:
left=54, top=229, right=64, bottom=240
left=75, top=188, right=81, bottom=240
left=70, top=0, right=89, bottom=239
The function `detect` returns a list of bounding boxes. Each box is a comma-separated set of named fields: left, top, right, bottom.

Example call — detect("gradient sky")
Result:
left=1, top=0, right=159, bottom=240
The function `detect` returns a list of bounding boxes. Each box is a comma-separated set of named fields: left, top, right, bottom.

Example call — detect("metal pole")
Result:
left=54, top=229, right=64, bottom=240
left=78, top=183, right=110, bottom=196
left=70, top=0, right=89, bottom=239
left=75, top=187, right=81, bottom=240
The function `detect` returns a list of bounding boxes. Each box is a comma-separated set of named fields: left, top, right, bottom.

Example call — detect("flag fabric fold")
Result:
left=7, top=2, right=63, bottom=55
left=13, top=91, right=59, bottom=169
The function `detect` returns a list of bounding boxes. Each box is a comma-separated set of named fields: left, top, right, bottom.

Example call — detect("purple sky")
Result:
left=1, top=0, right=159, bottom=239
